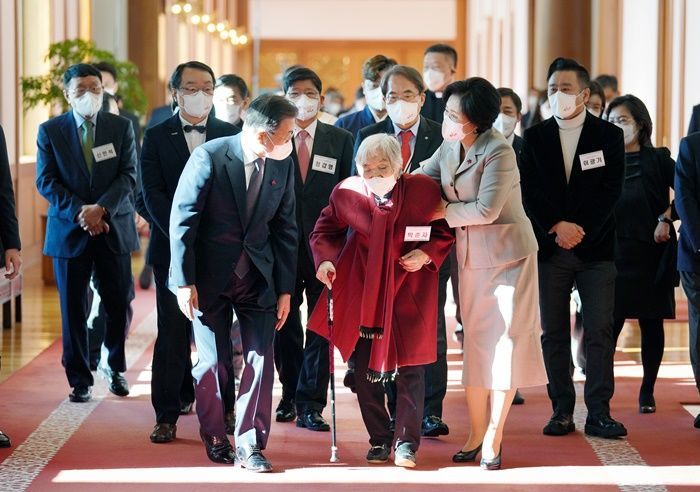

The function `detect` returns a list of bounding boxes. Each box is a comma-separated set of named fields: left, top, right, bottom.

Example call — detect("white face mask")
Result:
left=364, top=175, right=397, bottom=197
left=364, top=86, right=385, bottom=112
left=180, top=90, right=213, bottom=119
left=293, top=95, right=320, bottom=121
left=442, top=117, right=472, bottom=141
left=423, top=69, right=446, bottom=92
left=548, top=90, right=582, bottom=119
left=540, top=102, right=553, bottom=120
left=325, top=101, right=342, bottom=116
left=265, top=134, right=293, bottom=160
left=214, top=102, right=242, bottom=125
left=104, top=87, right=116, bottom=96
left=493, top=113, right=518, bottom=138
left=387, top=100, right=419, bottom=127
left=617, top=122, right=638, bottom=146
left=72, top=92, right=103, bottom=118
left=588, top=108, right=602, bottom=118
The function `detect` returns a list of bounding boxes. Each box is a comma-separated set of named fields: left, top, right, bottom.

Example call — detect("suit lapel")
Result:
left=542, top=118, right=568, bottom=189
left=252, top=156, right=281, bottom=227
left=92, top=113, right=113, bottom=179
left=410, top=117, right=432, bottom=171
left=223, top=135, right=248, bottom=227
left=305, top=122, right=331, bottom=188
left=454, top=130, right=491, bottom=177
left=59, top=112, right=91, bottom=180
left=568, top=112, right=594, bottom=186
left=165, top=115, right=191, bottom=165
left=205, top=118, right=229, bottom=142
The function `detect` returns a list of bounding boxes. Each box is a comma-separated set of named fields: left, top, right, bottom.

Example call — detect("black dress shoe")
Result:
left=343, top=369, right=357, bottom=393
left=69, top=385, right=92, bottom=403
left=421, top=415, right=449, bottom=437
left=275, top=399, right=295, bottom=422
left=639, top=393, right=656, bottom=414
left=394, top=442, right=416, bottom=468
left=0, top=431, right=11, bottom=448
left=224, top=409, right=236, bottom=435
left=694, top=414, right=700, bottom=429
left=296, top=410, right=330, bottom=431
left=543, top=412, right=575, bottom=436
left=366, top=444, right=390, bottom=464
left=200, top=431, right=236, bottom=464
left=480, top=448, right=502, bottom=470
left=512, top=390, right=525, bottom=405
left=179, top=401, right=194, bottom=415
left=150, top=423, right=176, bottom=443
left=388, top=417, right=396, bottom=433
left=139, top=264, right=153, bottom=290
left=584, top=413, right=627, bottom=438
left=97, top=366, right=129, bottom=397
left=452, top=443, right=482, bottom=463
left=236, top=445, right=272, bottom=473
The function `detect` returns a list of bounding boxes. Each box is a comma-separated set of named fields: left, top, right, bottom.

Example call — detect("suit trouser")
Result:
left=293, top=245, right=327, bottom=413
left=53, top=236, right=132, bottom=388
left=680, top=272, right=700, bottom=393
left=191, top=270, right=276, bottom=449
left=354, top=338, right=424, bottom=452
left=151, top=264, right=195, bottom=425
left=87, top=273, right=134, bottom=368
left=538, top=249, right=616, bottom=415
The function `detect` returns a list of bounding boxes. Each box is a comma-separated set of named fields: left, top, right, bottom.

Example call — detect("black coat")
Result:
left=420, top=90, right=445, bottom=123
left=0, top=125, right=20, bottom=259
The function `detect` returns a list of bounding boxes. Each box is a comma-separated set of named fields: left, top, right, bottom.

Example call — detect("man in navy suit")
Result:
left=36, top=63, right=139, bottom=403
left=674, top=132, right=700, bottom=429
left=420, top=44, right=458, bottom=124
left=140, top=61, right=239, bottom=445
left=688, top=104, right=700, bottom=136
left=335, top=55, right=396, bottom=140
left=170, top=94, right=298, bottom=471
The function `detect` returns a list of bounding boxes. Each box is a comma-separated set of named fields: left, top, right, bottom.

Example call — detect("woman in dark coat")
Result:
left=606, top=95, right=677, bottom=414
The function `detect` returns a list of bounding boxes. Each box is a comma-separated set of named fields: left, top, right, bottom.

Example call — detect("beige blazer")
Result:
left=415, top=129, right=538, bottom=269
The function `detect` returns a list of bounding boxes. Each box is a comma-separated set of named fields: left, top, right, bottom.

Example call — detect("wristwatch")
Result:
left=657, top=214, right=673, bottom=225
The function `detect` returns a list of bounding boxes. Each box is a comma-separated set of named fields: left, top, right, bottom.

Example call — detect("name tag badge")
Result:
left=311, top=155, right=337, bottom=174
left=579, top=150, right=605, bottom=171
left=404, top=226, right=431, bottom=242
left=92, top=143, right=117, bottom=162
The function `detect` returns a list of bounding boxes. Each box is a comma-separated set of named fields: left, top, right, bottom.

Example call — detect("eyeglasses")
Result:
left=385, top=92, right=420, bottom=104
left=443, top=109, right=465, bottom=123
left=67, top=86, right=103, bottom=97
left=178, top=87, right=215, bottom=96
left=287, top=91, right=320, bottom=100
left=608, top=116, right=634, bottom=125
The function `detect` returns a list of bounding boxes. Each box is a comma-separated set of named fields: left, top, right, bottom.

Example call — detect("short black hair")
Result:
left=380, top=65, right=425, bottom=96
left=595, top=74, right=619, bottom=92
left=216, top=74, right=249, bottom=99
left=546, top=57, right=590, bottom=89
left=362, top=55, right=398, bottom=82
left=588, top=80, right=607, bottom=111
left=497, top=87, right=522, bottom=114
left=424, top=43, right=458, bottom=68
left=169, top=61, right=215, bottom=90
left=444, top=77, right=501, bottom=134
left=93, top=61, right=117, bottom=81
left=282, top=66, right=322, bottom=94
left=244, top=93, right=298, bottom=132
left=605, top=94, right=653, bottom=147
left=63, top=63, right=102, bottom=87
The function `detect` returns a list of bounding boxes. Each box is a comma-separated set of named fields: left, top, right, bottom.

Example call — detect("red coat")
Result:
left=307, top=174, right=454, bottom=378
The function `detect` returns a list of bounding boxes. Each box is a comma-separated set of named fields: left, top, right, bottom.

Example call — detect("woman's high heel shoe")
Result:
left=479, top=447, right=502, bottom=470
left=452, top=443, right=482, bottom=463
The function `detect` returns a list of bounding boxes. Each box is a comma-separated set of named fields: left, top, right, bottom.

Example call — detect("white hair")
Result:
left=355, top=133, right=403, bottom=178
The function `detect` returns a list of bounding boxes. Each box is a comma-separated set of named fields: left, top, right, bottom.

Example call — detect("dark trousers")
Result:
left=613, top=317, right=665, bottom=398
left=680, top=271, right=700, bottom=393
left=354, top=338, right=424, bottom=452
left=53, top=236, right=133, bottom=388
left=293, top=246, right=327, bottom=413
left=538, top=249, right=616, bottom=415
left=151, top=264, right=195, bottom=425
left=191, top=270, right=276, bottom=449
left=87, top=273, right=134, bottom=369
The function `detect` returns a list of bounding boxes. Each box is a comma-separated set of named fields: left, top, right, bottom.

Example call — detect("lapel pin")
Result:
left=467, top=159, right=472, bottom=164
left=271, top=179, right=277, bottom=186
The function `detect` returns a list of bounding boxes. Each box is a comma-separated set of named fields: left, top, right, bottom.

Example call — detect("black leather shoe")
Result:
left=343, top=369, right=357, bottom=393
left=0, top=431, right=10, bottom=448
left=98, top=366, right=129, bottom=397
left=224, top=409, right=236, bottom=435
left=200, top=431, right=236, bottom=464
left=296, top=410, right=330, bottom=431
left=543, top=412, right=575, bottom=436
left=421, top=415, right=449, bottom=437
left=512, top=390, right=525, bottom=405
left=694, top=414, right=700, bottom=428
left=639, top=394, right=656, bottom=414
left=585, top=413, right=627, bottom=438
left=452, top=443, right=482, bottom=463
left=150, top=423, right=176, bottom=443
left=180, top=401, right=194, bottom=415
left=69, top=385, right=92, bottom=403
left=480, top=448, right=502, bottom=470
left=236, top=445, right=272, bottom=473
left=394, top=442, right=416, bottom=468
left=366, top=444, right=390, bottom=464
left=139, top=264, right=153, bottom=290
left=275, top=399, right=295, bottom=423
left=388, top=417, right=396, bottom=433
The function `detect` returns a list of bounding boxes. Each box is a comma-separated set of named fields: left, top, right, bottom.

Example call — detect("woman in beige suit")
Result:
left=416, top=78, right=547, bottom=470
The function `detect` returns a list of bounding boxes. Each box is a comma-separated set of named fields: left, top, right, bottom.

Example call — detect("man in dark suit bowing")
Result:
left=140, top=61, right=239, bottom=445
left=520, top=58, right=626, bottom=439
left=36, top=63, right=139, bottom=402
left=273, top=66, right=353, bottom=430
left=170, top=94, right=298, bottom=471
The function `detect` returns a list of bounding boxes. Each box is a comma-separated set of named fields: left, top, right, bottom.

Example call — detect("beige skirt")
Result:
left=458, top=253, right=548, bottom=390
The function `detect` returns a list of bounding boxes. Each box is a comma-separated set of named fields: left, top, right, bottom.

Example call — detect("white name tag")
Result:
left=404, top=226, right=431, bottom=242
left=579, top=150, right=605, bottom=171
left=311, top=155, right=337, bottom=174
left=92, top=143, right=117, bottom=162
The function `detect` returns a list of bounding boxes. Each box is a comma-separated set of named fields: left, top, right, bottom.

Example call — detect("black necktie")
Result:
left=235, top=158, right=265, bottom=279
left=183, top=125, right=206, bottom=133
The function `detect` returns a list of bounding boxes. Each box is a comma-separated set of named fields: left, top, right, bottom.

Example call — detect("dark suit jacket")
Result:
left=147, top=105, right=173, bottom=130
left=512, top=134, right=524, bottom=167
left=0, top=125, right=20, bottom=258
left=36, top=111, right=139, bottom=258
left=169, top=133, right=298, bottom=309
left=140, top=114, right=239, bottom=266
left=420, top=90, right=445, bottom=123
left=520, top=112, right=625, bottom=261
left=119, top=108, right=142, bottom=155
left=292, top=121, right=353, bottom=258
left=675, top=133, right=700, bottom=272
left=354, top=116, right=443, bottom=174
left=688, top=104, right=700, bottom=136
left=335, top=106, right=376, bottom=141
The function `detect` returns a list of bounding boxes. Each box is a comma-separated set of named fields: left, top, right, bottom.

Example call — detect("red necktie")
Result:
left=296, top=130, right=310, bottom=182
left=400, top=130, right=412, bottom=168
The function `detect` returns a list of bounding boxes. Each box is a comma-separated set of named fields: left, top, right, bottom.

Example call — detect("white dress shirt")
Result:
left=555, top=109, right=586, bottom=182
left=294, top=118, right=318, bottom=157
left=392, top=118, right=421, bottom=171
left=242, top=143, right=265, bottom=190
left=180, top=113, right=208, bottom=154
left=72, top=110, right=98, bottom=139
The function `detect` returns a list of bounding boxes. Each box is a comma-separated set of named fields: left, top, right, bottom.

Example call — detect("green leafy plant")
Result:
left=20, top=39, right=147, bottom=116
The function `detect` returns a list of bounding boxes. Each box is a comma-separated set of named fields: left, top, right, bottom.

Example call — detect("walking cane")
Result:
left=327, top=276, right=339, bottom=462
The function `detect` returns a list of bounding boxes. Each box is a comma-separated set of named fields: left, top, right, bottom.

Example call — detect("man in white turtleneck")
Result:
left=519, top=57, right=626, bottom=441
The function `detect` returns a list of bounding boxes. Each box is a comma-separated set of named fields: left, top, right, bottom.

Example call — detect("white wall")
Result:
left=91, top=0, right=128, bottom=59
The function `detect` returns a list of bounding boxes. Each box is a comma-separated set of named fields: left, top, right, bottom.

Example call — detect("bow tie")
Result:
left=183, top=125, right=206, bottom=134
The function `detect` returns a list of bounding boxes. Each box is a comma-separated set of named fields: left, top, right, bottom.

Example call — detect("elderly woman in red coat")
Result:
left=307, top=133, right=454, bottom=468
